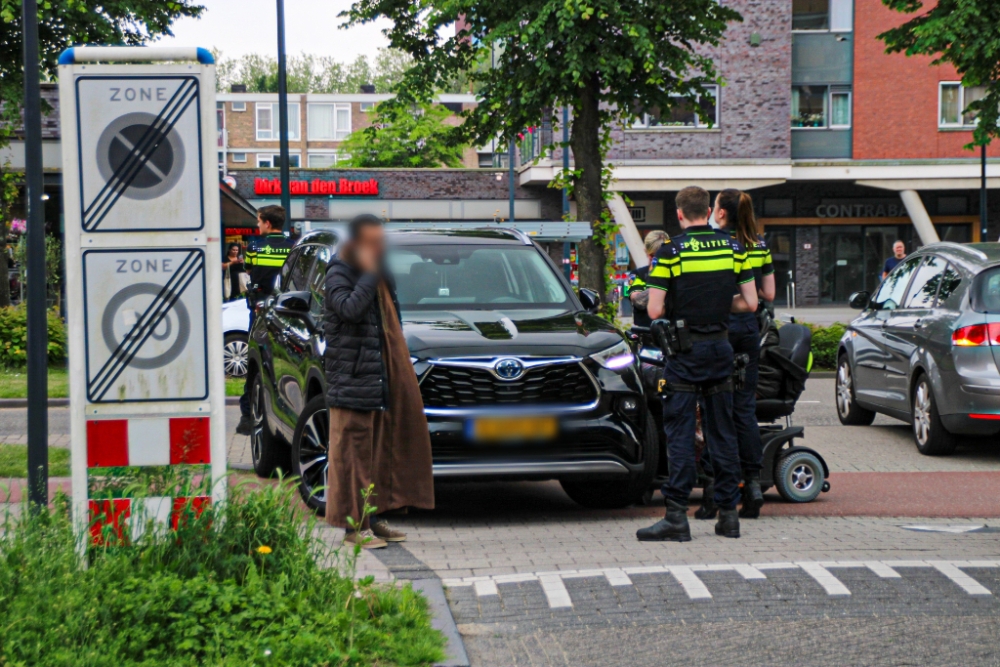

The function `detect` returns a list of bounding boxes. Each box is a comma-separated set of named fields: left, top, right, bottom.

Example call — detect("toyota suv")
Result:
left=245, top=228, right=656, bottom=512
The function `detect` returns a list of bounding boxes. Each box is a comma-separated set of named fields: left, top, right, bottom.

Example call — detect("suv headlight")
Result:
left=590, top=340, right=635, bottom=370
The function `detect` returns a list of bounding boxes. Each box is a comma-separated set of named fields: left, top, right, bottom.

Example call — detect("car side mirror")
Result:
left=848, top=290, right=871, bottom=310
left=276, top=291, right=311, bottom=313
left=579, top=288, right=601, bottom=313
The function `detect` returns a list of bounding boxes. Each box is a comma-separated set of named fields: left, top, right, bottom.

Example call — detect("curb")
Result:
left=811, top=371, right=835, bottom=379
left=0, top=397, right=242, bottom=408
left=411, top=578, right=470, bottom=667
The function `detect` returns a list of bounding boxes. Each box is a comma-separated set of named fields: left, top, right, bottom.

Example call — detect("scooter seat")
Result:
left=756, top=398, right=795, bottom=422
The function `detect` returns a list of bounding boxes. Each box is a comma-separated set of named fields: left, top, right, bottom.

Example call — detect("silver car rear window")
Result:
left=972, top=266, right=1000, bottom=313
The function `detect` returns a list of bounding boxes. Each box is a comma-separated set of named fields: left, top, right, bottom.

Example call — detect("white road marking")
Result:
left=669, top=566, right=713, bottom=599
left=900, top=524, right=986, bottom=534
left=927, top=561, right=993, bottom=596
left=442, top=560, right=1000, bottom=609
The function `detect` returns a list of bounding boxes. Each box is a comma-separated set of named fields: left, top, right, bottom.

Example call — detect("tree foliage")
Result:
left=879, top=0, right=1000, bottom=147
left=339, top=102, right=465, bottom=168
left=215, top=48, right=413, bottom=94
left=342, top=0, right=740, bottom=292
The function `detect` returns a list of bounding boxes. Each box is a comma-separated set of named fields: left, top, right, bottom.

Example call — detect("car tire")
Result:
left=560, top=409, right=660, bottom=509
left=292, top=395, right=329, bottom=516
left=250, top=372, right=290, bottom=477
left=836, top=354, right=876, bottom=426
left=774, top=450, right=824, bottom=503
left=223, top=333, right=249, bottom=378
left=911, top=374, right=957, bottom=456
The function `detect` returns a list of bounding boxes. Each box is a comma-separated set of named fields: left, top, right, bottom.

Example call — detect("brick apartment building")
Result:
left=3, top=0, right=1000, bottom=304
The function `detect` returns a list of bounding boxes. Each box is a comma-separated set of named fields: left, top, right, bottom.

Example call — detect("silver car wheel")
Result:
left=913, top=381, right=932, bottom=446
left=297, top=410, right=329, bottom=504
left=250, top=377, right=264, bottom=463
left=836, top=360, right=853, bottom=417
left=223, top=337, right=249, bottom=377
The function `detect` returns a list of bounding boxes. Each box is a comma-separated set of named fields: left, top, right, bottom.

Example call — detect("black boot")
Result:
left=236, top=414, right=254, bottom=436
left=739, top=471, right=764, bottom=519
left=637, top=499, right=692, bottom=542
left=694, top=478, right=718, bottom=520
left=715, top=507, right=740, bottom=538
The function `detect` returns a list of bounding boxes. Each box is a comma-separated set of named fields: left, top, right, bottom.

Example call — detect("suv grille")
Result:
left=420, top=362, right=597, bottom=409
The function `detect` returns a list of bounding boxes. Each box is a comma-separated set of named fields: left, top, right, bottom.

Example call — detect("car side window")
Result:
left=936, top=264, right=963, bottom=306
left=903, top=256, right=947, bottom=309
left=278, top=248, right=303, bottom=293
left=871, top=256, right=921, bottom=311
left=287, top=245, right=318, bottom=292
left=308, top=246, right=332, bottom=317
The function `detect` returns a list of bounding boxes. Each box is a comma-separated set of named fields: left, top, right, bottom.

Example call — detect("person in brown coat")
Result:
left=323, top=214, right=434, bottom=549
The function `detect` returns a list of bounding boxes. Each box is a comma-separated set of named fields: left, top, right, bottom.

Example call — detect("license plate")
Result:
left=467, top=416, right=559, bottom=443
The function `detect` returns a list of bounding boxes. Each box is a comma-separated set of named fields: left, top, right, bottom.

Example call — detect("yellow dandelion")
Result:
left=257, top=545, right=272, bottom=554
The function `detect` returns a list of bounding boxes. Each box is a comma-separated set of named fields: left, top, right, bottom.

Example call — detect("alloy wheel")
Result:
left=790, top=464, right=815, bottom=492
left=223, top=338, right=249, bottom=377
left=913, top=381, right=932, bottom=446
left=836, top=361, right=853, bottom=417
left=297, top=409, right=329, bottom=504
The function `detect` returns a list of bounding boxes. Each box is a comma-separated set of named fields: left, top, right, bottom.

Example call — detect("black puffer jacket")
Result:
left=323, top=259, right=401, bottom=411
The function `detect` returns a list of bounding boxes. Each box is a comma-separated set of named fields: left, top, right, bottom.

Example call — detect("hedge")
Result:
left=0, top=305, right=67, bottom=367
left=807, top=322, right=847, bottom=370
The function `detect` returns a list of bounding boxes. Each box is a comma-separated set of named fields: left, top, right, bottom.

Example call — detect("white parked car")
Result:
left=222, top=299, right=251, bottom=377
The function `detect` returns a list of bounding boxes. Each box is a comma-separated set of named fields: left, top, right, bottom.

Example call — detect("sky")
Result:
left=155, top=0, right=392, bottom=62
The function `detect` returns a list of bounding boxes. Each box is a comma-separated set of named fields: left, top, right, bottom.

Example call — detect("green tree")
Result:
left=879, top=0, right=1000, bottom=147
left=342, top=0, right=739, bottom=293
left=215, top=48, right=413, bottom=94
left=339, top=102, right=465, bottom=168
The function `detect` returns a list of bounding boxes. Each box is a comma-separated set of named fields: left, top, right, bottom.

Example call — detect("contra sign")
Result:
left=76, top=76, right=204, bottom=232
left=83, top=249, right=208, bottom=403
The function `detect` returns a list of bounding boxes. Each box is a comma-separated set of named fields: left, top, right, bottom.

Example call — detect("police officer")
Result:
left=625, top=230, right=669, bottom=328
left=235, top=205, right=295, bottom=435
left=636, top=186, right=757, bottom=542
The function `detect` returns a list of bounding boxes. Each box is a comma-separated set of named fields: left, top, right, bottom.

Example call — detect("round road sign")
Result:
left=101, top=282, right=190, bottom=370
left=95, top=112, right=186, bottom=201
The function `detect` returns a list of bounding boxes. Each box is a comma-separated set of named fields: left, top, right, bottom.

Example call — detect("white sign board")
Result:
left=59, top=47, right=227, bottom=538
left=75, top=76, right=204, bottom=232
left=83, top=249, right=208, bottom=402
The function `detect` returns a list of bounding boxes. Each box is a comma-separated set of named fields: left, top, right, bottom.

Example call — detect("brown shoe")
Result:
left=343, top=529, right=387, bottom=549
left=371, top=520, right=407, bottom=542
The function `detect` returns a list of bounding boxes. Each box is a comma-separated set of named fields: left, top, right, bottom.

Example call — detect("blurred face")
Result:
left=228, top=246, right=240, bottom=259
left=257, top=214, right=274, bottom=235
left=893, top=241, right=906, bottom=258
left=356, top=223, right=386, bottom=263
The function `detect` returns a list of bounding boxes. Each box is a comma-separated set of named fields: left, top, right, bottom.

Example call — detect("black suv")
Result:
left=246, top=228, right=656, bottom=511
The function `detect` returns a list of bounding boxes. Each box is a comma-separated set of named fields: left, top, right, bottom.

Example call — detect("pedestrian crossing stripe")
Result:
left=442, top=560, right=1000, bottom=609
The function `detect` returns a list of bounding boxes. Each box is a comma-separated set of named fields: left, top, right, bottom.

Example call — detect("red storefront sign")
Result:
left=253, top=177, right=379, bottom=196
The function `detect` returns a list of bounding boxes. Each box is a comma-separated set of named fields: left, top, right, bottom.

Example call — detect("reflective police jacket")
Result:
left=244, top=232, right=294, bottom=301
left=646, top=226, right=754, bottom=332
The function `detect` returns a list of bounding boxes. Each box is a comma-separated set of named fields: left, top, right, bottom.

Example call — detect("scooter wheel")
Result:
left=774, top=450, right=825, bottom=503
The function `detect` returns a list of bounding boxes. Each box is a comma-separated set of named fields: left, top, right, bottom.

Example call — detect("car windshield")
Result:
left=389, top=244, right=572, bottom=310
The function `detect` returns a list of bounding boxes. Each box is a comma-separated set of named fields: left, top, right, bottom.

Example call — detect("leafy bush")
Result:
left=0, top=479, right=445, bottom=666
left=0, top=305, right=67, bottom=367
left=807, top=322, right=847, bottom=370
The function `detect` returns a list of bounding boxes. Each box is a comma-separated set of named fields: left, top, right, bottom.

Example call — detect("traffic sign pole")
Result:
left=276, top=0, right=292, bottom=231
left=23, top=0, right=49, bottom=509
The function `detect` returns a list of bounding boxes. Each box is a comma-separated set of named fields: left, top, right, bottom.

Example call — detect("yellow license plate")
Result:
left=468, top=416, right=559, bottom=442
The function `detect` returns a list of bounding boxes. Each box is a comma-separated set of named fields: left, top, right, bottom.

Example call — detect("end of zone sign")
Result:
left=76, top=76, right=204, bottom=233
left=83, top=249, right=208, bottom=403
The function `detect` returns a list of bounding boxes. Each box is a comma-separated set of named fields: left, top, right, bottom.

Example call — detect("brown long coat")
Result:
left=326, top=280, right=434, bottom=527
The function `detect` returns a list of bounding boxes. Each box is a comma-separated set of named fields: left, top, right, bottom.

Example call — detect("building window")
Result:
left=632, top=86, right=719, bottom=129
left=939, top=82, right=987, bottom=128
left=477, top=152, right=494, bottom=168
left=307, top=103, right=352, bottom=140
left=256, top=102, right=300, bottom=141
left=232, top=152, right=247, bottom=163
left=764, top=198, right=795, bottom=217
left=792, top=85, right=851, bottom=128
left=308, top=152, right=338, bottom=168
left=360, top=101, right=375, bottom=112
left=231, top=101, right=247, bottom=112
left=257, top=154, right=301, bottom=168
left=793, top=0, right=852, bottom=31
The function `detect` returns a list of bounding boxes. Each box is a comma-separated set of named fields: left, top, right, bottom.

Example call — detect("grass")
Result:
left=0, top=444, right=70, bottom=477
left=0, top=366, right=69, bottom=398
left=0, top=478, right=446, bottom=666
left=0, top=368, right=244, bottom=398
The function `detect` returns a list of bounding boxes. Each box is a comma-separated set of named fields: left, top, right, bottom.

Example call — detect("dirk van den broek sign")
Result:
left=253, top=177, right=380, bottom=197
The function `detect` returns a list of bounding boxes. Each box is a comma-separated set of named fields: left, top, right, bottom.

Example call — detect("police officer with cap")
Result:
left=636, top=186, right=757, bottom=542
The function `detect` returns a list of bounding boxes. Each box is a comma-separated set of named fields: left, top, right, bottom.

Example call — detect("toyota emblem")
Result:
left=494, top=358, right=525, bottom=381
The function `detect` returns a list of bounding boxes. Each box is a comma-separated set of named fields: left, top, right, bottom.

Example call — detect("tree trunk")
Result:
left=570, top=77, right=607, bottom=296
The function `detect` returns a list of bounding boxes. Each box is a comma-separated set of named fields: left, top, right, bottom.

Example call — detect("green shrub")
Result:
left=807, top=322, right=847, bottom=370
left=0, top=479, right=445, bottom=666
left=0, top=305, right=67, bottom=367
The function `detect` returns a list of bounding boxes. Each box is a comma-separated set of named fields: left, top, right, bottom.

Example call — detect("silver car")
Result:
left=836, top=242, right=1000, bottom=455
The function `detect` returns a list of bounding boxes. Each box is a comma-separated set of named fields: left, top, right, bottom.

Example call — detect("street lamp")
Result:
left=276, top=0, right=292, bottom=232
